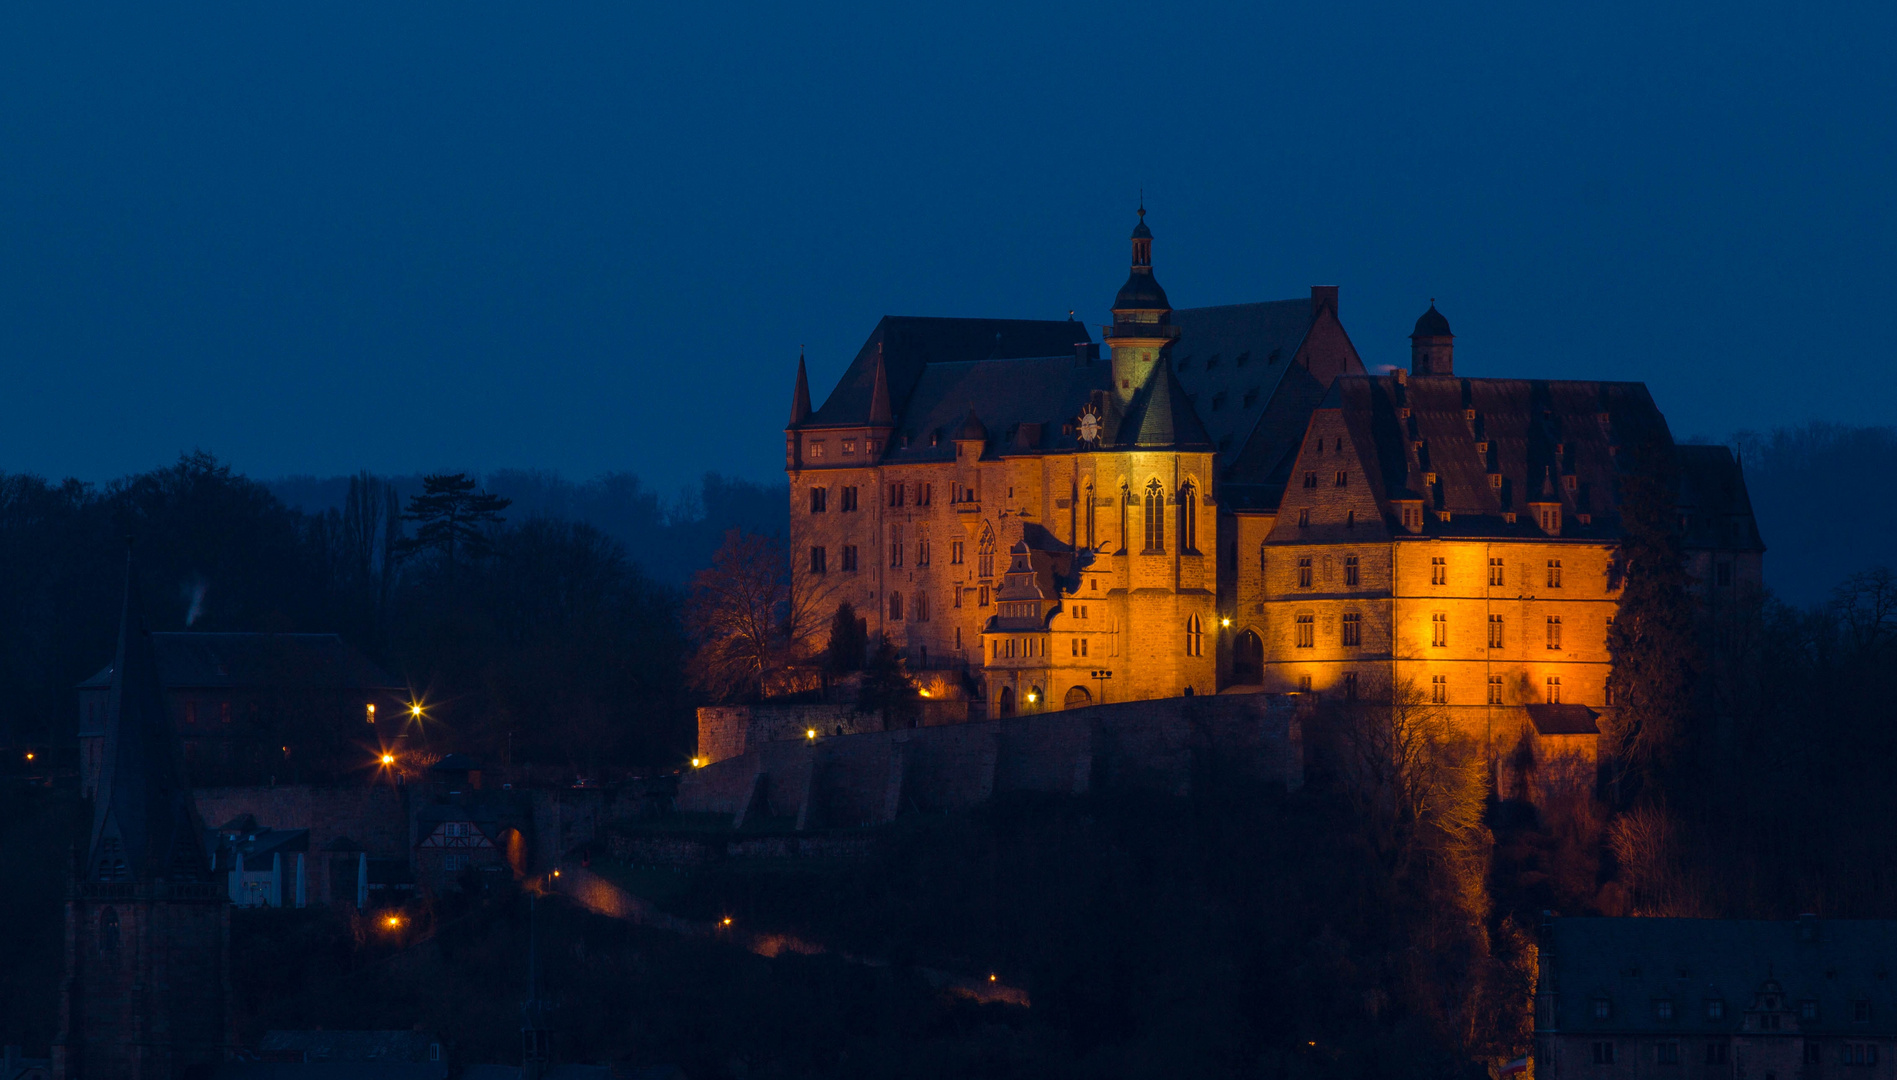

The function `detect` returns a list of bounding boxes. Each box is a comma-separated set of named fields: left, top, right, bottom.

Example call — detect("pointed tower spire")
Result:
left=1105, top=203, right=1177, bottom=405
left=789, top=348, right=812, bottom=426
left=868, top=347, right=894, bottom=427
left=87, top=551, right=208, bottom=884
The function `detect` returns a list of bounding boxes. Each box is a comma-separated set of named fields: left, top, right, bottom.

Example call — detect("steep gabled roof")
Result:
left=1169, top=298, right=1315, bottom=457
left=1118, top=363, right=1214, bottom=450
left=1677, top=444, right=1767, bottom=552
left=87, top=558, right=212, bottom=884
left=802, top=316, right=1091, bottom=429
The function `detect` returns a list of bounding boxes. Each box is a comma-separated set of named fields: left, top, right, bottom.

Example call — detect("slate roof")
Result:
left=208, top=826, right=310, bottom=872
left=801, top=316, right=1092, bottom=429
left=87, top=558, right=212, bottom=884
left=1677, top=444, right=1767, bottom=552
left=1119, top=363, right=1213, bottom=449
left=1169, top=299, right=1315, bottom=458
left=1540, top=917, right=1897, bottom=1035
left=1526, top=704, right=1600, bottom=736
left=1269, top=374, right=1676, bottom=543
left=879, top=354, right=1114, bottom=462
left=79, top=633, right=401, bottom=693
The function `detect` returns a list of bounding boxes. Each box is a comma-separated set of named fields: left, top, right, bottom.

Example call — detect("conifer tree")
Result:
left=397, top=472, right=512, bottom=576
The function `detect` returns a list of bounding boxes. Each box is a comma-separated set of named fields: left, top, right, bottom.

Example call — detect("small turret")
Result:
left=1104, top=203, right=1179, bottom=405
left=788, top=350, right=811, bottom=426
left=1410, top=302, right=1454, bottom=376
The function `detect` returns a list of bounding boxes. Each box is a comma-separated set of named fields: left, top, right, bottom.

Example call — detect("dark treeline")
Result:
left=1716, top=421, right=1897, bottom=603
left=0, top=452, right=777, bottom=775
left=269, top=468, right=786, bottom=586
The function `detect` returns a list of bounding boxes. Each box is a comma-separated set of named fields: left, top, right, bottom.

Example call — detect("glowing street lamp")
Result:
left=1221, top=617, right=1232, bottom=628
left=380, top=753, right=395, bottom=767
left=382, top=913, right=403, bottom=930
left=805, top=728, right=817, bottom=740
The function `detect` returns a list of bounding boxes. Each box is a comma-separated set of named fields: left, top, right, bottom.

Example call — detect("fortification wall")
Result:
left=676, top=692, right=1303, bottom=828
left=696, top=703, right=881, bottom=764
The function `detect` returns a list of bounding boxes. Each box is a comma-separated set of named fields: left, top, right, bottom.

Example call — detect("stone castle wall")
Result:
left=677, top=692, right=1302, bottom=829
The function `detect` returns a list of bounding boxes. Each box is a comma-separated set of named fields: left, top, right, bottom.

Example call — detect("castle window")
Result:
left=1565, top=474, right=1577, bottom=492
left=1489, top=615, right=1505, bottom=648
left=1343, top=672, right=1359, bottom=700
left=1846, top=1043, right=1879, bottom=1065
left=1179, top=482, right=1199, bottom=552
left=842, top=440, right=856, bottom=456
left=807, top=440, right=827, bottom=460
left=920, top=483, right=932, bottom=507
left=890, top=525, right=904, bottom=567
left=809, top=546, right=827, bottom=574
left=1431, top=675, right=1447, bottom=704
left=1402, top=505, right=1422, bottom=530
left=1545, top=676, right=1561, bottom=703
left=1547, top=616, right=1562, bottom=650
left=1297, top=558, right=1313, bottom=589
left=841, top=545, right=858, bottom=572
left=1304, top=471, right=1318, bottom=489
left=1489, top=557, right=1504, bottom=586
left=1547, top=559, right=1563, bottom=587
left=1490, top=473, right=1503, bottom=490
left=841, top=486, right=858, bottom=511
left=1342, top=612, right=1361, bottom=647
left=1344, top=555, right=1359, bottom=586
left=1259, top=545, right=1268, bottom=584
left=1431, top=613, right=1447, bottom=647
left=810, top=488, right=827, bottom=513
left=953, top=587, right=962, bottom=609
left=956, top=627, right=962, bottom=649
left=1707, top=1000, right=1725, bottom=1020
left=1298, top=508, right=1311, bottom=528
left=1334, top=471, right=1348, bottom=487
left=1800, top=1000, right=1818, bottom=1021
left=1298, top=675, right=1312, bottom=693
left=889, top=593, right=903, bottom=620
left=979, top=586, right=990, bottom=607
left=917, top=536, right=931, bottom=566
left=951, top=540, right=964, bottom=565
left=978, top=525, right=995, bottom=577
left=1594, top=998, right=1612, bottom=1020
left=1488, top=675, right=1504, bottom=705
left=889, top=483, right=904, bottom=507
left=1431, top=557, right=1447, bottom=585
left=1540, top=507, right=1561, bottom=533
left=1657, top=1000, right=1676, bottom=1021
left=916, top=593, right=929, bottom=622
left=1295, top=614, right=1314, bottom=648
left=1185, top=615, right=1204, bottom=657
left=1143, top=481, right=1166, bottom=553
left=1345, top=510, right=1355, bottom=528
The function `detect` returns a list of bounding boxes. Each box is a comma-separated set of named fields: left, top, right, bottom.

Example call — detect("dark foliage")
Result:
left=823, top=602, right=866, bottom=675
left=397, top=472, right=513, bottom=573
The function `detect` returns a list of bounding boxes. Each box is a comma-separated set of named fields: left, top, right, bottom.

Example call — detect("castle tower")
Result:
left=56, top=557, right=229, bottom=1080
left=1105, top=205, right=1178, bottom=405
left=1410, top=302, right=1454, bottom=375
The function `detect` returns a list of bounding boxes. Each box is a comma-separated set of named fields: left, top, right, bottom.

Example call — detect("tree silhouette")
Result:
left=397, top=473, right=512, bottom=576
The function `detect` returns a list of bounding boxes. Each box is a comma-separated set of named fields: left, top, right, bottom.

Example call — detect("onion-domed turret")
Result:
left=1105, top=204, right=1179, bottom=404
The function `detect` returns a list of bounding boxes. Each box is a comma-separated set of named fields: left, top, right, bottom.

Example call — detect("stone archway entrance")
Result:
left=1064, top=685, right=1092, bottom=709
left=1233, top=629, right=1264, bottom=685
left=997, top=686, right=1016, bottom=717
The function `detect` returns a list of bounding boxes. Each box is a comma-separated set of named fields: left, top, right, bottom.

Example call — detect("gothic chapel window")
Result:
left=1178, top=482, right=1198, bottom=553
left=978, top=525, right=995, bottom=578
left=1144, top=480, right=1165, bottom=553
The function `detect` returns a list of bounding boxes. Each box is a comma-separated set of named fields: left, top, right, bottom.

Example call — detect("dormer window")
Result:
left=1801, top=1000, right=1818, bottom=1021
left=1489, top=473, right=1503, bottom=490
left=842, top=440, right=857, bottom=456
left=1655, top=1000, right=1675, bottom=1021
left=1400, top=503, right=1423, bottom=531
left=1707, top=1000, right=1725, bottom=1020
left=1565, top=474, right=1578, bottom=491
left=809, top=440, right=826, bottom=460
left=1539, top=507, right=1562, bottom=534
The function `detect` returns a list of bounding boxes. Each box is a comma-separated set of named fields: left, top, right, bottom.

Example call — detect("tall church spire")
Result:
left=789, top=349, right=812, bottom=426
left=87, top=553, right=208, bottom=884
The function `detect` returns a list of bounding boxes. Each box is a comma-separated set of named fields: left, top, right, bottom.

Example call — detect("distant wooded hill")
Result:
left=268, top=470, right=787, bottom=585
left=1712, top=423, right=1897, bottom=604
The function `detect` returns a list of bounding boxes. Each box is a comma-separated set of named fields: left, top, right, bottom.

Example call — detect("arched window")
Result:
left=1144, top=480, right=1165, bottom=552
left=1185, top=614, right=1204, bottom=657
left=889, top=592, right=903, bottom=620
left=1178, top=482, right=1198, bottom=553
left=1084, top=482, right=1096, bottom=549
left=997, top=686, right=1016, bottom=717
left=1233, top=630, right=1264, bottom=684
left=1064, top=685, right=1092, bottom=708
left=978, top=523, right=995, bottom=578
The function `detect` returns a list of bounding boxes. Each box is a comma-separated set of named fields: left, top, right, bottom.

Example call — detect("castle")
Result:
left=783, top=209, right=1762, bottom=751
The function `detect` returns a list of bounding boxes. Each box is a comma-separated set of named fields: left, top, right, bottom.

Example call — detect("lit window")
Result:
left=842, top=440, right=856, bottom=456
left=1431, top=613, right=1447, bottom=647
left=1144, top=480, right=1166, bottom=552
left=1334, top=471, right=1348, bottom=487
left=1430, top=675, right=1447, bottom=704
left=809, top=440, right=825, bottom=459
left=1295, top=614, right=1314, bottom=648
left=1185, top=615, right=1204, bottom=657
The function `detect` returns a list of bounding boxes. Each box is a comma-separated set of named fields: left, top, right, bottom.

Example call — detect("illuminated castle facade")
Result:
left=784, top=211, right=1762, bottom=737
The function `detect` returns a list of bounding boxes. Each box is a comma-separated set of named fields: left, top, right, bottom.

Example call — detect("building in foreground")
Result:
left=1536, top=915, right=1897, bottom=1077
left=781, top=208, right=1762, bottom=765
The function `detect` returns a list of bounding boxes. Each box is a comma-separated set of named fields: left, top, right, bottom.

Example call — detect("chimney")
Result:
left=1310, top=286, right=1339, bottom=319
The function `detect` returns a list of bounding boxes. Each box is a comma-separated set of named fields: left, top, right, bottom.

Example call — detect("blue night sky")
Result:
left=0, top=1, right=1891, bottom=491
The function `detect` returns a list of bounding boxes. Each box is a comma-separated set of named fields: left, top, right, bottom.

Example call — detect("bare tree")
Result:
left=684, top=530, right=832, bottom=702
